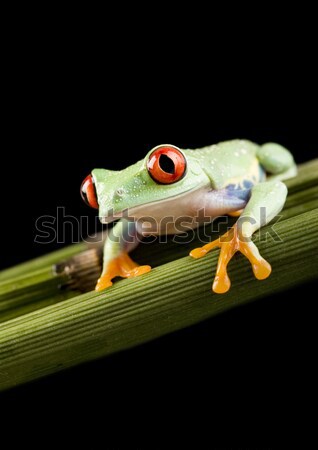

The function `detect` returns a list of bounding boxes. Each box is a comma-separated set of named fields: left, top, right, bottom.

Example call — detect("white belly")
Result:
left=127, top=187, right=246, bottom=236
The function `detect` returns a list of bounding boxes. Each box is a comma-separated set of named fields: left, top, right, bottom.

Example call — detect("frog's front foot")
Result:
left=95, top=253, right=151, bottom=291
left=190, top=224, right=271, bottom=294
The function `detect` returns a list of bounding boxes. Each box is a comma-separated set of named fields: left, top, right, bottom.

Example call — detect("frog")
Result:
left=81, top=140, right=297, bottom=294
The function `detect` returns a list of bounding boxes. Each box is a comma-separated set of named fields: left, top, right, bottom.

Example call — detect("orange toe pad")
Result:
left=95, top=253, right=151, bottom=291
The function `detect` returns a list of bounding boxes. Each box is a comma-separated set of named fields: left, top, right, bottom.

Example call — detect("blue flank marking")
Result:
left=243, top=179, right=253, bottom=189
left=224, top=165, right=264, bottom=204
left=225, top=180, right=254, bottom=202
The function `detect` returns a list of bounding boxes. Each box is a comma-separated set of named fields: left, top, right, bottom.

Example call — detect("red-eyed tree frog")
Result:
left=81, top=140, right=296, bottom=293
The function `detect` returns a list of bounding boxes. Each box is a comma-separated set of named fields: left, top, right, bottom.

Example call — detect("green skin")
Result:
left=91, top=140, right=296, bottom=286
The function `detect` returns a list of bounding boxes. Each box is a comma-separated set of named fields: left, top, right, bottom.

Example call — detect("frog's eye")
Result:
left=147, top=145, right=187, bottom=184
left=81, top=174, right=99, bottom=209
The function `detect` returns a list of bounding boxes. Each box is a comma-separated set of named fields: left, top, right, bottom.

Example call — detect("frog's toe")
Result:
left=190, top=235, right=225, bottom=259
left=95, top=276, right=113, bottom=291
left=128, top=265, right=152, bottom=277
left=212, top=271, right=231, bottom=294
left=95, top=253, right=151, bottom=291
left=240, top=240, right=272, bottom=280
left=190, top=247, right=209, bottom=259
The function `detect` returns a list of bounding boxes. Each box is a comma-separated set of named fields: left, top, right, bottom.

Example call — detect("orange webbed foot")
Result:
left=95, top=253, right=151, bottom=291
left=190, top=224, right=271, bottom=294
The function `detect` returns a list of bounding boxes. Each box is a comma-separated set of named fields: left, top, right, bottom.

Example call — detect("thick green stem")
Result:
left=0, top=159, right=317, bottom=323
left=0, top=242, right=87, bottom=282
left=0, top=208, right=317, bottom=391
left=0, top=159, right=317, bottom=390
left=0, top=267, right=76, bottom=323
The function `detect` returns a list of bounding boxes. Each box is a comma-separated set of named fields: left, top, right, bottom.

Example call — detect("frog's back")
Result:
left=185, top=139, right=261, bottom=189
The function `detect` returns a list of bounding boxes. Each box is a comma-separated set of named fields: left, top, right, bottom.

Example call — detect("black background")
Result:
left=1, top=11, right=317, bottom=447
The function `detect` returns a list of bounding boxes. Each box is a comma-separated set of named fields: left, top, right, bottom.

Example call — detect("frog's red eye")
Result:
left=81, top=174, right=99, bottom=209
left=147, top=145, right=187, bottom=184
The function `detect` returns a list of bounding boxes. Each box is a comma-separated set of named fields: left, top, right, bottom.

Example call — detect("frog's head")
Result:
left=80, top=145, right=209, bottom=223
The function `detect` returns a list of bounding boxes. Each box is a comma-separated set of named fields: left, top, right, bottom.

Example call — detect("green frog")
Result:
left=81, top=140, right=296, bottom=293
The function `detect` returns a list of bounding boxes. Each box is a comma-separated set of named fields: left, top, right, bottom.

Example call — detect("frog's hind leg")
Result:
left=190, top=180, right=288, bottom=293
left=257, top=142, right=297, bottom=181
left=95, top=219, right=151, bottom=291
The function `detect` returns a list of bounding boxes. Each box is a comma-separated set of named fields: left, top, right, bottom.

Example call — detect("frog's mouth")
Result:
left=99, top=186, right=204, bottom=224
left=99, top=212, right=124, bottom=224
